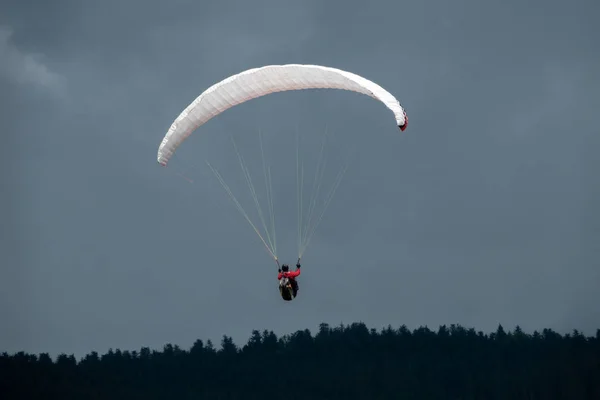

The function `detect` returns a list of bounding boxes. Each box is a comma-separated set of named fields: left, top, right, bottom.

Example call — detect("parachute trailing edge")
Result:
left=157, top=64, right=407, bottom=166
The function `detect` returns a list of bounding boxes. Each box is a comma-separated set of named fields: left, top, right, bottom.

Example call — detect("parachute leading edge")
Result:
left=157, top=64, right=408, bottom=166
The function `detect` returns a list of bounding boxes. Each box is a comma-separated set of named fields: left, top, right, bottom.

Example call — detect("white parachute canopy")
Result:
left=157, top=64, right=407, bottom=166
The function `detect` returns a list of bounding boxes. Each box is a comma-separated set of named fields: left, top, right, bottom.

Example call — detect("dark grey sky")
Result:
left=2, top=0, right=599, bottom=357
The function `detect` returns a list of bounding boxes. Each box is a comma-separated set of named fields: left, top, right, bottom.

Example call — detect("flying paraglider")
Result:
left=157, top=64, right=408, bottom=301
left=278, top=262, right=301, bottom=301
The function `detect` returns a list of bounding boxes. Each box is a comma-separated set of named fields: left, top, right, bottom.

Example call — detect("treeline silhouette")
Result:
left=2, top=322, right=599, bottom=399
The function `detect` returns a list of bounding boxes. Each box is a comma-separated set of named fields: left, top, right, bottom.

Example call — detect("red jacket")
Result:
left=278, top=268, right=300, bottom=280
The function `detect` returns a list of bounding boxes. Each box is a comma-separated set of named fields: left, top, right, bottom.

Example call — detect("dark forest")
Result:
left=2, top=322, right=599, bottom=399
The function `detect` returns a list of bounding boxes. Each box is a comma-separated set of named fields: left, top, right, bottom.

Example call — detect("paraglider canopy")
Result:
left=156, top=63, right=409, bottom=266
left=157, top=64, right=407, bottom=166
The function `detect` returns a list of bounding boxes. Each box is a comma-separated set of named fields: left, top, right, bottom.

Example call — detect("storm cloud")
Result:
left=1, top=0, right=599, bottom=357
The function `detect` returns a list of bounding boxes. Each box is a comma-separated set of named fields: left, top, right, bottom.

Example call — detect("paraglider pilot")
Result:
left=278, top=262, right=301, bottom=301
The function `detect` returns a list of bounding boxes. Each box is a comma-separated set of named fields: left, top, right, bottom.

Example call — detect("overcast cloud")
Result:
left=1, top=0, right=599, bottom=357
